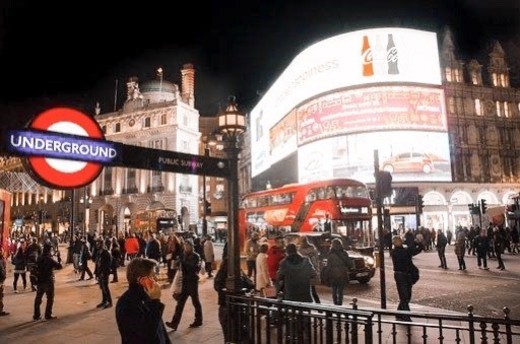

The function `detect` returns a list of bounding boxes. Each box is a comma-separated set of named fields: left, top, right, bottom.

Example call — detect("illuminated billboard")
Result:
left=250, top=27, right=446, bottom=183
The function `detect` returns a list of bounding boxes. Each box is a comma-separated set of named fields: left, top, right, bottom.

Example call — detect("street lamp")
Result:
left=79, top=186, right=92, bottom=237
left=218, top=96, right=246, bottom=293
left=201, top=136, right=217, bottom=237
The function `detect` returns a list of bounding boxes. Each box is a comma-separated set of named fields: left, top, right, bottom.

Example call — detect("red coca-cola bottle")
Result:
left=361, top=35, right=374, bottom=76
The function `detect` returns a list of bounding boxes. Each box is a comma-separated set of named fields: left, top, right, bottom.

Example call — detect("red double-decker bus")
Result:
left=238, top=178, right=373, bottom=253
left=0, top=189, right=11, bottom=256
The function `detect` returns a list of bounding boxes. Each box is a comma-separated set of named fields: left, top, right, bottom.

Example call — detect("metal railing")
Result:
left=226, top=295, right=520, bottom=344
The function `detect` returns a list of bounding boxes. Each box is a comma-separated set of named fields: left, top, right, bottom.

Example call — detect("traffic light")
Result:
left=376, top=171, right=393, bottom=198
left=417, top=194, right=425, bottom=214
left=480, top=199, right=487, bottom=214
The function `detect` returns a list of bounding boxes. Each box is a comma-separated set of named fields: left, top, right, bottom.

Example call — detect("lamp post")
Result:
left=201, top=136, right=216, bottom=237
left=218, top=96, right=246, bottom=293
left=79, top=186, right=92, bottom=237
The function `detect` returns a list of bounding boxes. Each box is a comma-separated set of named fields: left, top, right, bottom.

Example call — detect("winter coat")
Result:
left=115, top=284, right=171, bottom=344
left=203, top=240, right=215, bottom=263
left=255, top=252, right=271, bottom=290
left=298, top=243, right=321, bottom=284
left=276, top=253, right=317, bottom=302
left=326, top=248, right=351, bottom=284
left=12, top=248, right=27, bottom=273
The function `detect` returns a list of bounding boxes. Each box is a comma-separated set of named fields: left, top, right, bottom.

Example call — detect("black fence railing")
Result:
left=226, top=294, right=520, bottom=344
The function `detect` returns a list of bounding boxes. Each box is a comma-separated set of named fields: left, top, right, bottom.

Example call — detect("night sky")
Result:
left=0, top=0, right=519, bottom=128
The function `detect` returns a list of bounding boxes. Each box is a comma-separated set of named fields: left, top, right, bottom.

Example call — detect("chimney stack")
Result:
left=181, top=63, right=195, bottom=107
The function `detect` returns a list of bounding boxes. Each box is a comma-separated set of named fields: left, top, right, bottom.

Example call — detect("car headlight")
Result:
left=364, top=256, right=375, bottom=266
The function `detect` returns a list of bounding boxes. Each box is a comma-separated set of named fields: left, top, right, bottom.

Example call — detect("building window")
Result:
left=144, top=117, right=151, bottom=128
left=504, top=102, right=510, bottom=118
left=101, top=125, right=106, bottom=133
left=475, top=99, right=482, bottom=116
left=454, top=68, right=461, bottom=82
left=448, top=97, right=455, bottom=113
left=500, top=74, right=508, bottom=87
left=445, top=67, right=452, bottom=82
left=496, top=101, right=502, bottom=117
left=182, top=140, right=189, bottom=152
left=471, top=72, right=478, bottom=85
left=492, top=73, right=498, bottom=86
left=115, top=123, right=121, bottom=133
left=183, top=115, right=188, bottom=126
left=160, top=113, right=167, bottom=125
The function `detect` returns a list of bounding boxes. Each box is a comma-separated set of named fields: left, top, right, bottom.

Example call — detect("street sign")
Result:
left=2, top=107, right=231, bottom=189
left=16, top=107, right=107, bottom=188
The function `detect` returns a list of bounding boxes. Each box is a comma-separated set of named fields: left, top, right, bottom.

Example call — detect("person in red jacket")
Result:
left=267, top=236, right=286, bottom=284
left=124, top=233, right=140, bottom=261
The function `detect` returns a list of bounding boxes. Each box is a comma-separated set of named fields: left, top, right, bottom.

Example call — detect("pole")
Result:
left=225, top=138, right=241, bottom=293
left=202, top=145, right=208, bottom=237
left=66, top=189, right=75, bottom=264
left=478, top=200, right=483, bottom=229
left=374, top=149, right=387, bottom=309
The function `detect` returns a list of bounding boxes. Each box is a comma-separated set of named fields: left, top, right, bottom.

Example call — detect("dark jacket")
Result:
left=0, top=255, right=6, bottom=283
left=36, top=250, right=63, bottom=284
left=390, top=243, right=423, bottom=273
left=95, top=248, right=112, bottom=276
left=115, top=284, right=171, bottom=344
left=327, top=248, right=351, bottom=284
left=12, top=248, right=28, bottom=273
left=277, top=253, right=316, bottom=302
left=180, top=251, right=201, bottom=287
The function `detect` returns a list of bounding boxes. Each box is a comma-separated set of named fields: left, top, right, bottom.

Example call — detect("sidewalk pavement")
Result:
left=0, top=243, right=465, bottom=344
left=0, top=250, right=226, bottom=344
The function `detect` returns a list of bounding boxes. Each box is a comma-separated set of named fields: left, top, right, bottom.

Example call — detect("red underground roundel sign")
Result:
left=22, top=107, right=106, bottom=189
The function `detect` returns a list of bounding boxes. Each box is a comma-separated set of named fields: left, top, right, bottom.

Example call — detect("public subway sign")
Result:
left=2, top=107, right=230, bottom=189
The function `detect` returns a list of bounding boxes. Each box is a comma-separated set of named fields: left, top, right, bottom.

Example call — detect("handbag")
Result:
left=410, top=263, right=420, bottom=285
left=170, top=264, right=183, bottom=300
left=261, top=286, right=277, bottom=298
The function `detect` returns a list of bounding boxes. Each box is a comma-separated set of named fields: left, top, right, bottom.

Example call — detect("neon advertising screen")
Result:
left=250, top=27, right=451, bottom=184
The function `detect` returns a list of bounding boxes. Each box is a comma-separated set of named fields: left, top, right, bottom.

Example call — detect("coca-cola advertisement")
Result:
left=250, top=27, right=443, bottom=179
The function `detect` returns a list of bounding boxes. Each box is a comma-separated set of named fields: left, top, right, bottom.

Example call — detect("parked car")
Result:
left=381, top=152, right=449, bottom=174
left=283, top=232, right=376, bottom=284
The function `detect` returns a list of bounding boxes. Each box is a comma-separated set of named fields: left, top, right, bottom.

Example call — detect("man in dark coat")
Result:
left=33, top=243, right=63, bottom=320
left=94, top=238, right=113, bottom=308
left=116, top=258, right=171, bottom=344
